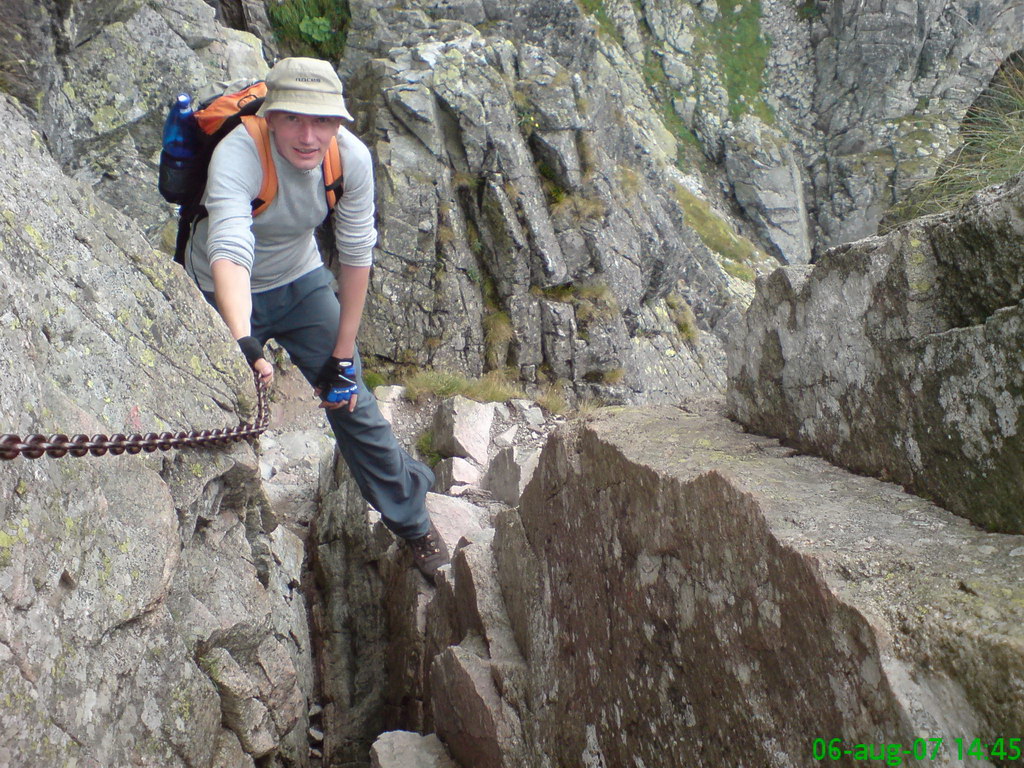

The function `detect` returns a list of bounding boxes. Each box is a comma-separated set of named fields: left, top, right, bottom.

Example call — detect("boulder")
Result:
left=488, top=407, right=1024, bottom=765
left=484, top=445, right=541, bottom=507
left=433, top=396, right=496, bottom=466
left=728, top=174, right=1024, bottom=533
left=434, top=457, right=482, bottom=495
left=723, top=115, right=812, bottom=265
left=371, top=730, right=458, bottom=768
left=0, top=92, right=309, bottom=766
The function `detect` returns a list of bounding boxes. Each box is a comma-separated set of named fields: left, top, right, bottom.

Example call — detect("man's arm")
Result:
left=212, top=259, right=273, bottom=383
left=319, top=130, right=378, bottom=412
left=318, top=264, right=370, bottom=412
left=333, top=264, right=370, bottom=359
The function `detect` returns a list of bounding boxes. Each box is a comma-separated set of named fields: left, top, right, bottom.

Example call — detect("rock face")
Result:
left=6, top=0, right=1023, bottom=404
left=727, top=174, right=1024, bottom=534
left=327, top=403, right=1024, bottom=767
left=337, top=0, right=744, bottom=403
left=723, top=115, right=812, bottom=265
left=310, top=386, right=561, bottom=764
left=0, top=93, right=311, bottom=766
left=593, top=0, right=1024, bottom=254
left=802, top=0, right=1024, bottom=249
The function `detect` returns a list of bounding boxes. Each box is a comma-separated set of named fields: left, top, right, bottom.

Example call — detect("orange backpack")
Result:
left=162, top=81, right=344, bottom=264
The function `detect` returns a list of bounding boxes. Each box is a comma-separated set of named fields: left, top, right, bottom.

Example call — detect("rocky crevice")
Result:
left=315, top=398, right=1024, bottom=767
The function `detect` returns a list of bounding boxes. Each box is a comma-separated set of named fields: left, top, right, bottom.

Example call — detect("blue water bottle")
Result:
left=158, top=93, right=198, bottom=204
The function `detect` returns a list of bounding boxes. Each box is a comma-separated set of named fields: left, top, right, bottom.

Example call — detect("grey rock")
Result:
left=40, top=0, right=265, bottom=249
left=0, top=91, right=309, bottom=767
left=371, top=731, right=458, bottom=768
left=211, top=728, right=256, bottom=768
left=434, top=457, right=482, bottom=494
left=724, top=115, right=812, bottom=264
left=493, top=425, right=519, bottom=448
left=201, top=647, right=279, bottom=758
left=484, top=445, right=541, bottom=507
left=429, top=646, right=525, bottom=768
left=727, top=174, right=1024, bottom=533
left=433, top=395, right=496, bottom=466
left=510, top=400, right=544, bottom=428
left=484, top=407, right=1024, bottom=765
left=427, top=493, right=490, bottom=546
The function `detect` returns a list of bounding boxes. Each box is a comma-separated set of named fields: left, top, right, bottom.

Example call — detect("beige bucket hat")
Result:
left=256, top=57, right=353, bottom=120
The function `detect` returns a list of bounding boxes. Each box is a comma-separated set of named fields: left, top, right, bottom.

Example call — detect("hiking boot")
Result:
left=407, top=521, right=450, bottom=584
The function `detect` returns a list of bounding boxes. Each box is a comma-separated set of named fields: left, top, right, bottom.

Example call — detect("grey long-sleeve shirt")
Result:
left=185, top=122, right=376, bottom=293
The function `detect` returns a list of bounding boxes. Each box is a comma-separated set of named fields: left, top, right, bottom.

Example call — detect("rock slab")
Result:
left=727, top=174, right=1024, bottom=533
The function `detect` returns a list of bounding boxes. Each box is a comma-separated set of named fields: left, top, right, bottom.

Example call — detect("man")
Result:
left=184, top=57, right=449, bottom=582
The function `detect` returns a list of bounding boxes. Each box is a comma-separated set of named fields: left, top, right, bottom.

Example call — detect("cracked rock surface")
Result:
left=327, top=400, right=1024, bottom=767
left=727, top=173, right=1024, bottom=534
left=0, top=92, right=312, bottom=767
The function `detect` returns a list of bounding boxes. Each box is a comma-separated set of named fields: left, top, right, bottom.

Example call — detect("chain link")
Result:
left=0, top=373, right=269, bottom=461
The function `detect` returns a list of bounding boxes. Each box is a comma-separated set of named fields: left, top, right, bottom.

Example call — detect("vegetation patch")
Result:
left=362, top=369, right=387, bottom=391
left=641, top=50, right=703, bottom=168
left=454, top=171, right=484, bottom=191
left=402, top=368, right=525, bottom=404
left=672, top=183, right=760, bottom=269
left=796, top=1, right=824, bottom=20
left=550, top=194, right=608, bottom=225
left=886, top=58, right=1024, bottom=225
left=615, top=165, right=643, bottom=198
left=571, top=394, right=606, bottom=421
left=534, top=279, right=620, bottom=330
left=415, top=429, right=442, bottom=467
left=484, top=310, right=514, bottom=369
left=577, top=0, right=623, bottom=44
left=268, top=0, right=350, bottom=60
left=707, top=0, right=773, bottom=123
left=722, top=259, right=756, bottom=282
left=601, top=366, right=626, bottom=384
left=537, top=382, right=568, bottom=415
left=665, top=292, right=700, bottom=343
left=536, top=160, right=570, bottom=205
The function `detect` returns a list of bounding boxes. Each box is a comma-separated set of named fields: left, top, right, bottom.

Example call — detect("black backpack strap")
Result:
left=172, top=202, right=208, bottom=265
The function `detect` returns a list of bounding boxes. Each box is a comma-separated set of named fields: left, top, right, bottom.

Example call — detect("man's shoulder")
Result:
left=211, top=122, right=262, bottom=164
left=335, top=126, right=372, bottom=167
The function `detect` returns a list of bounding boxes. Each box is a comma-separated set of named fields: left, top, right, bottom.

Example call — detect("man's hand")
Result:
left=238, top=335, right=274, bottom=384
left=315, top=356, right=359, bottom=412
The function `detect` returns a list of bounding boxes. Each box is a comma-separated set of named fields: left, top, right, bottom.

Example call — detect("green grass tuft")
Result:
left=267, top=0, right=350, bottom=60
left=708, top=0, right=773, bottom=123
left=462, top=370, right=526, bottom=402
left=887, top=58, right=1024, bottom=225
left=537, top=382, right=568, bottom=415
left=415, top=429, right=442, bottom=467
left=484, top=311, right=514, bottom=368
left=672, top=184, right=760, bottom=267
left=578, top=0, right=623, bottom=44
left=362, top=369, right=387, bottom=391
left=665, top=293, right=700, bottom=343
left=402, top=368, right=525, bottom=404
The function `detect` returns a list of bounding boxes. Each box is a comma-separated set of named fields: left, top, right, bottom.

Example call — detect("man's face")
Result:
left=266, top=111, right=343, bottom=171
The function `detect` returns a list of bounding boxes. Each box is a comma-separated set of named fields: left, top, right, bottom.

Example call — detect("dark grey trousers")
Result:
left=206, top=267, right=432, bottom=539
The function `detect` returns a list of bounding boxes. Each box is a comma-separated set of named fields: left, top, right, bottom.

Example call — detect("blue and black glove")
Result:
left=316, top=356, right=358, bottom=404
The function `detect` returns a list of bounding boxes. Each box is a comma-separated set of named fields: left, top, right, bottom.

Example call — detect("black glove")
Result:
left=316, top=356, right=358, bottom=404
left=237, top=335, right=264, bottom=367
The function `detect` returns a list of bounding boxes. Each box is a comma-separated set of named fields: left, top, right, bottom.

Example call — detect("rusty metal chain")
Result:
left=0, top=373, right=269, bottom=461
